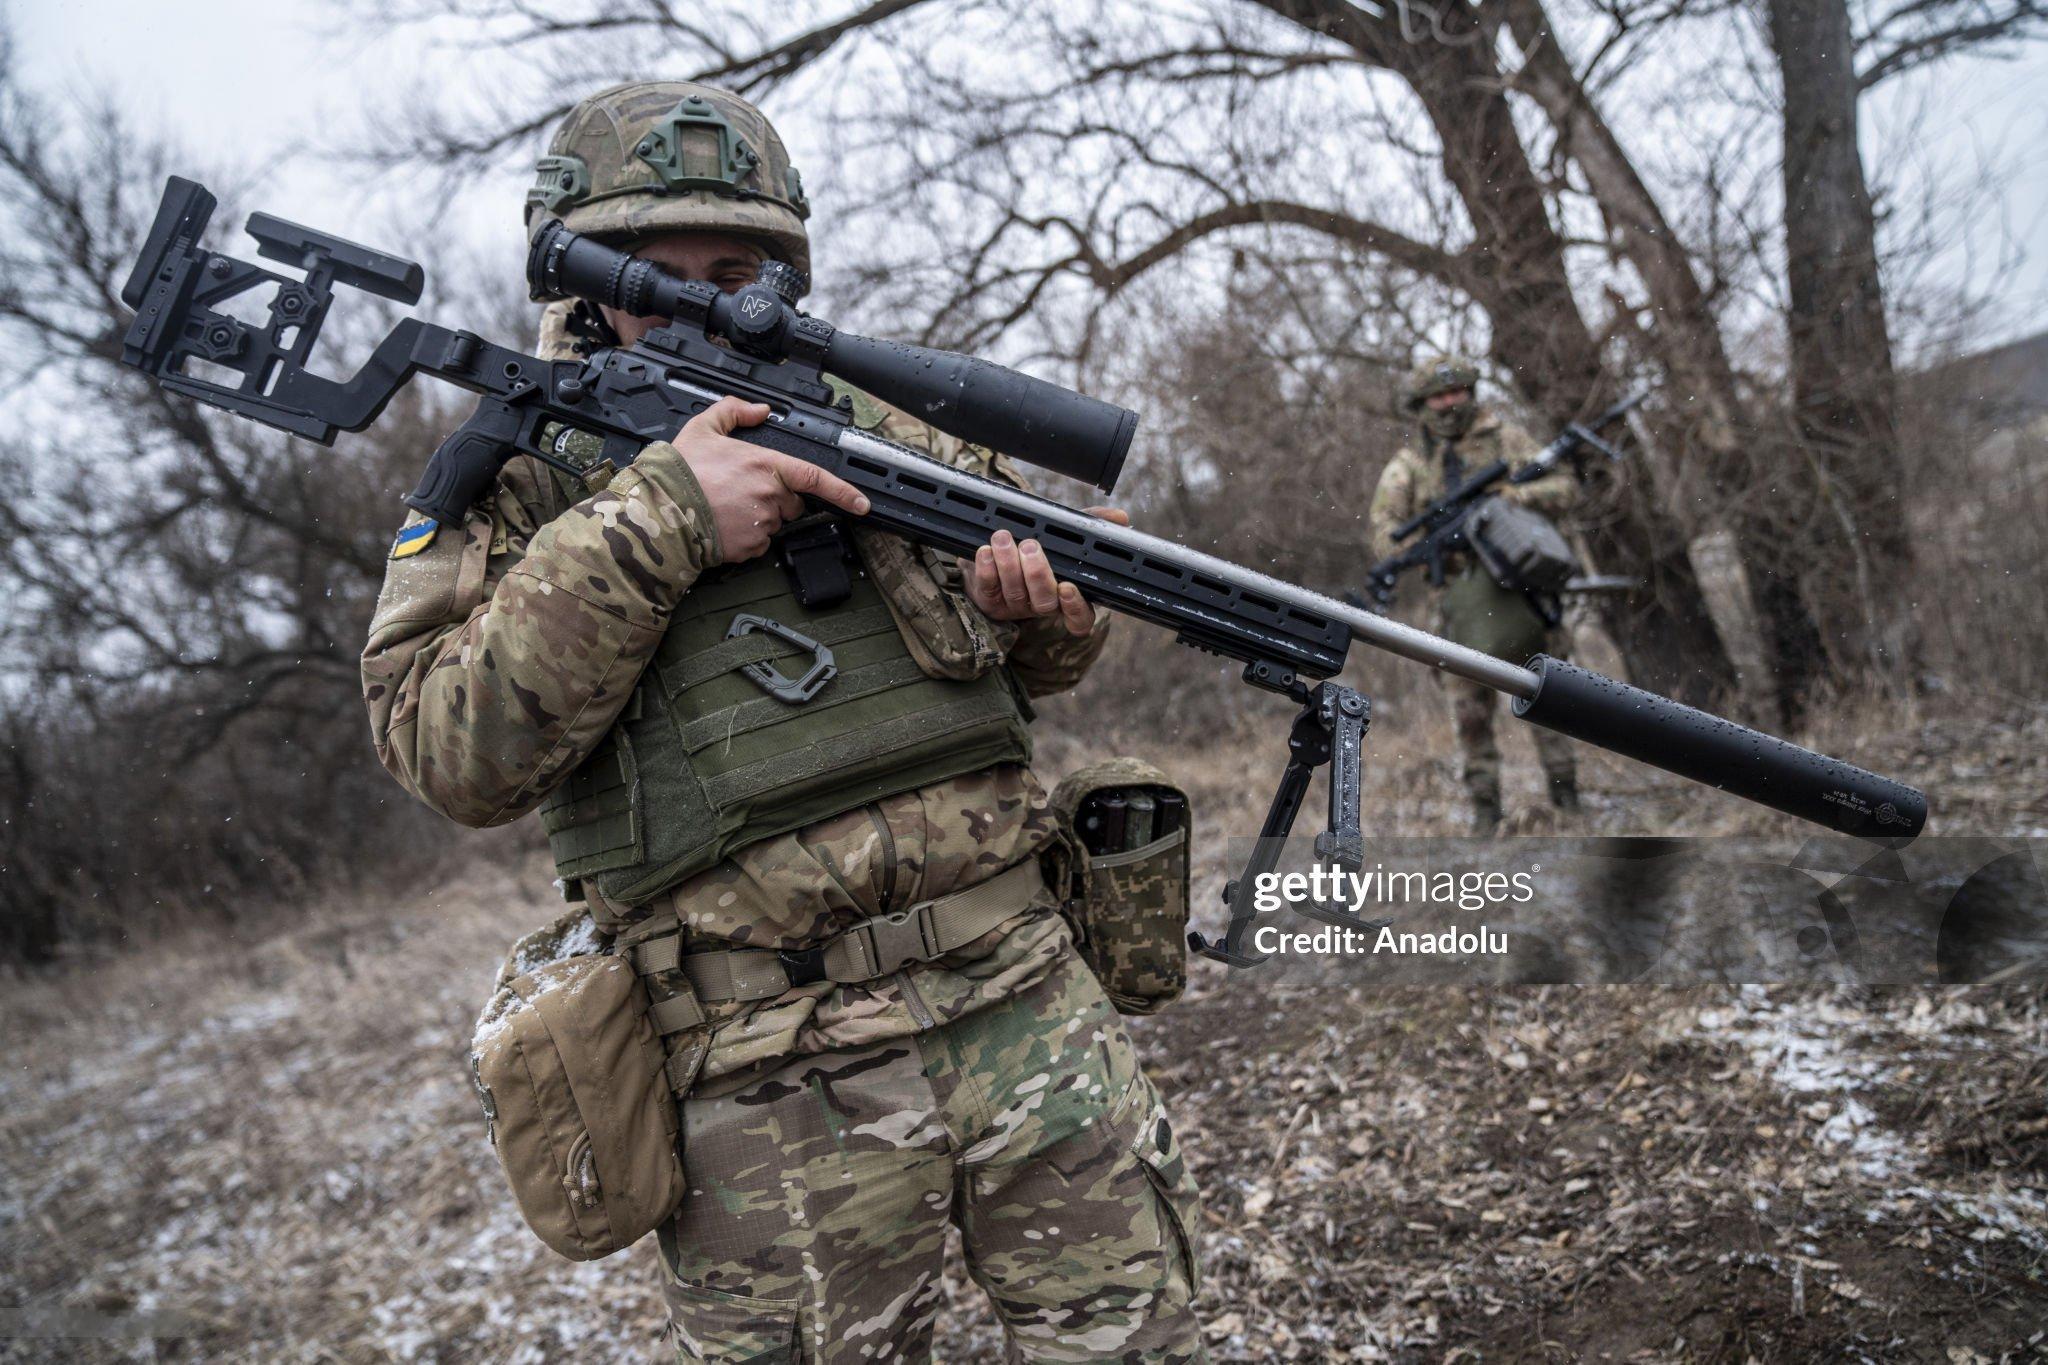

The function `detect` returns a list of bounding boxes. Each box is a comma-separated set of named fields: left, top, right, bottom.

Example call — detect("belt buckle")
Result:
left=777, top=944, right=829, bottom=987
left=861, top=906, right=931, bottom=977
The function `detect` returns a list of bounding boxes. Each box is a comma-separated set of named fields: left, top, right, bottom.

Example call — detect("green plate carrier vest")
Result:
left=537, top=519, right=1035, bottom=905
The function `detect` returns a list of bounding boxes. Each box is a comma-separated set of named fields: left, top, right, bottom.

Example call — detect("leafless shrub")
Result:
left=0, top=44, right=508, bottom=965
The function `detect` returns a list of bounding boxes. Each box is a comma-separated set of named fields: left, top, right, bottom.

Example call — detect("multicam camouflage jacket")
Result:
left=362, top=304, right=1112, bottom=1079
left=1366, top=408, right=1575, bottom=565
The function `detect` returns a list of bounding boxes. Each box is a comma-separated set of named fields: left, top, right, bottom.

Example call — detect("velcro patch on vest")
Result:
left=389, top=514, right=439, bottom=560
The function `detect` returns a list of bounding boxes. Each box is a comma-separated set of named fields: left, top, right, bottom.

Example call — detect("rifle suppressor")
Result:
left=1514, top=656, right=1925, bottom=838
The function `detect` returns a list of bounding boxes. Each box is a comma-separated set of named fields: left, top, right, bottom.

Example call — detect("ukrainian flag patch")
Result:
left=389, top=516, right=439, bottom=560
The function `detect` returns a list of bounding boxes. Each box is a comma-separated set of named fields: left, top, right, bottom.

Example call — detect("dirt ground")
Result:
left=2, top=695, right=2043, bottom=1362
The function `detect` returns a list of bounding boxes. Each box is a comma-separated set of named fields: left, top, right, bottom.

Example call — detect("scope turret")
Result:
left=526, top=219, right=1132, bottom=492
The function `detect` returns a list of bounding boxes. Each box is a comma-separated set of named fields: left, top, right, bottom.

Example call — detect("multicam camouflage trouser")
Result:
left=1440, top=668, right=1577, bottom=803
left=657, top=950, right=1205, bottom=1363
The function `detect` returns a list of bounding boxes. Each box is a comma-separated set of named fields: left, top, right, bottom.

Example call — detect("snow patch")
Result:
left=470, top=986, right=533, bottom=1057
left=472, top=912, right=612, bottom=1058
left=209, top=997, right=300, bottom=1035
left=504, top=911, right=605, bottom=980
left=1698, top=989, right=1917, bottom=1181
left=1896, top=1184, right=2048, bottom=1253
left=1814, top=1098, right=1911, bottom=1179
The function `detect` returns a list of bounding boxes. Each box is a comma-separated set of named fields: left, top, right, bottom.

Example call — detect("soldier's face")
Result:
left=1425, top=388, right=1473, bottom=412
left=600, top=232, right=767, bottom=346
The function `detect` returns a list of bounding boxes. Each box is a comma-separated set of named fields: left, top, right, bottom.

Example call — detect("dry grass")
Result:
left=0, top=846, right=674, bottom=1363
left=2, top=691, right=2044, bottom=1362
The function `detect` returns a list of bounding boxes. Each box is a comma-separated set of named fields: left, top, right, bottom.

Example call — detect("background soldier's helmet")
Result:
left=1402, top=355, right=1481, bottom=411
left=525, top=81, right=812, bottom=284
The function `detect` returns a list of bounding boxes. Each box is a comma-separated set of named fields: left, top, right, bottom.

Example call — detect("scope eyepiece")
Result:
left=527, top=219, right=715, bottom=326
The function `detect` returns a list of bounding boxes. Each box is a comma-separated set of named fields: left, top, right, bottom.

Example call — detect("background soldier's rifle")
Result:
left=1352, top=391, right=1647, bottom=615
left=117, top=179, right=1926, bottom=970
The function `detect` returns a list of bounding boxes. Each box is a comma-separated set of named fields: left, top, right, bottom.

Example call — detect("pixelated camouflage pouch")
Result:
left=1049, top=758, right=1192, bottom=1016
left=469, top=909, right=684, bottom=1261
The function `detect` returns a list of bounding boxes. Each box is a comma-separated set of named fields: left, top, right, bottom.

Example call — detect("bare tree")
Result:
left=1767, top=0, right=1915, bottom=683
left=1763, top=0, right=2042, bottom=683
left=358, top=0, right=1746, bottom=703
left=0, top=43, right=482, bottom=960
left=358, top=0, right=2043, bottom=722
left=1855, top=0, right=2046, bottom=85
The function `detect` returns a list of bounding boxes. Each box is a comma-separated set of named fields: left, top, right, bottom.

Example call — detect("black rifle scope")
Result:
left=526, top=220, right=1134, bottom=492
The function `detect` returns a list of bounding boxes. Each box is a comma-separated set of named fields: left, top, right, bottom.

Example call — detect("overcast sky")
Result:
left=13, top=0, right=2047, bottom=356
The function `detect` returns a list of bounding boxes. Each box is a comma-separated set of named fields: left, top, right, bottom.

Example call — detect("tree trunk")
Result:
left=1316, top=2, right=1738, bottom=704
left=1768, top=0, right=1918, bottom=684
left=1507, top=0, right=1836, bottom=723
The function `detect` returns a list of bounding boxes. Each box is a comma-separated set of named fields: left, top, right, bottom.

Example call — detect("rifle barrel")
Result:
left=832, top=435, right=1921, bottom=838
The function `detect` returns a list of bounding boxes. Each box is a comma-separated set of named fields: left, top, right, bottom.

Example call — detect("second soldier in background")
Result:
left=1368, top=357, right=1581, bottom=835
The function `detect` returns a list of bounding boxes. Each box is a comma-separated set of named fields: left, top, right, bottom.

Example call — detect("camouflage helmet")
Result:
left=525, top=81, right=811, bottom=281
left=1402, top=355, right=1481, bottom=410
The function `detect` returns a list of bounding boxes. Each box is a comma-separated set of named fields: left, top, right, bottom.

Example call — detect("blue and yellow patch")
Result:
left=389, top=516, right=439, bottom=560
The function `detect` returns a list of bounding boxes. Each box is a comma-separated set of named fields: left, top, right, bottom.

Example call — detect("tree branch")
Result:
left=692, top=0, right=940, bottom=93
left=1079, top=199, right=1468, bottom=295
left=1857, top=0, right=2047, bottom=87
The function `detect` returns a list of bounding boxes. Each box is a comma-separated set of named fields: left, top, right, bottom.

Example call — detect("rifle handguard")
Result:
left=1513, top=657, right=1926, bottom=840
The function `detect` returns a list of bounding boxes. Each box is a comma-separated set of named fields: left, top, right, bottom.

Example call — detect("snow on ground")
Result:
left=4, top=707, right=2045, bottom=1361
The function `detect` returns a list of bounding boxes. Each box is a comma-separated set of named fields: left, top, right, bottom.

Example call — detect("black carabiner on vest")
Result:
left=725, top=613, right=838, bottom=704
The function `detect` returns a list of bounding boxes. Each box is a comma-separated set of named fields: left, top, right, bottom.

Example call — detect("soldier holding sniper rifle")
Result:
left=126, top=84, right=1204, bottom=1359
left=117, top=82, right=1925, bottom=1358
left=119, top=177, right=1927, bottom=935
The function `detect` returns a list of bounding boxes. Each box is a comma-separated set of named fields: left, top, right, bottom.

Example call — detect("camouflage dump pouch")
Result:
left=1048, top=758, right=1192, bottom=1015
left=469, top=909, right=687, bottom=1262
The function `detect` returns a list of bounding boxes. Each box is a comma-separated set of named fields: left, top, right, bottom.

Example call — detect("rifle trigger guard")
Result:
left=726, top=613, right=837, bottom=704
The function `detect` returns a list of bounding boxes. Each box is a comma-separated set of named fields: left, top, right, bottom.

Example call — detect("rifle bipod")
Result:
left=1190, top=663, right=1386, bottom=967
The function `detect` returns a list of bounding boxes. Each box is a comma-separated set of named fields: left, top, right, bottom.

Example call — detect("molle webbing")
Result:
left=698, top=692, right=1026, bottom=809
left=541, top=721, right=638, bottom=870
left=538, top=523, right=1032, bottom=904
left=676, top=656, right=921, bottom=752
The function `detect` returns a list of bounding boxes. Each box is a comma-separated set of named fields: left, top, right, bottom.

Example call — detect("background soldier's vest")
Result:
left=538, top=517, right=1034, bottom=904
left=1420, top=421, right=1551, bottom=663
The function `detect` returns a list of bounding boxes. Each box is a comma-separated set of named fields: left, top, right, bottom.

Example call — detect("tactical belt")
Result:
left=629, top=858, right=1045, bottom=1005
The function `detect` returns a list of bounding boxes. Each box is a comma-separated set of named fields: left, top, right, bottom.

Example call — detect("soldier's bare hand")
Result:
left=966, top=507, right=1129, bottom=636
left=673, top=397, right=869, bottom=561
